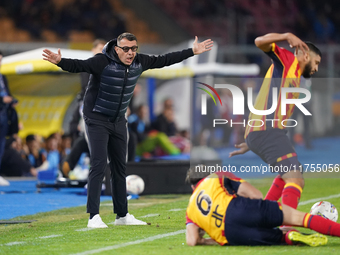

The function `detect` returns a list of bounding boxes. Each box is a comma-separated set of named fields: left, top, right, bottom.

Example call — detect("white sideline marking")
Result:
left=5, top=241, right=26, bottom=246
left=139, top=214, right=160, bottom=218
left=299, top=193, right=340, bottom=206
left=70, top=229, right=186, bottom=255
left=168, top=208, right=185, bottom=212
left=129, top=203, right=154, bottom=206
left=76, top=228, right=95, bottom=232
left=39, top=234, right=63, bottom=239
left=1, top=235, right=62, bottom=246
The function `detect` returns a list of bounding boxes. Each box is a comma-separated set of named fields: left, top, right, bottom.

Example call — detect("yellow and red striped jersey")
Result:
left=186, top=172, right=245, bottom=245
left=245, top=43, right=302, bottom=138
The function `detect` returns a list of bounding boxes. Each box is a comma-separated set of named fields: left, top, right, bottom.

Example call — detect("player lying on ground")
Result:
left=185, top=168, right=340, bottom=246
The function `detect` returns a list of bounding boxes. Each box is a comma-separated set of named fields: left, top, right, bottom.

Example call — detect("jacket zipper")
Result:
left=114, top=66, right=129, bottom=120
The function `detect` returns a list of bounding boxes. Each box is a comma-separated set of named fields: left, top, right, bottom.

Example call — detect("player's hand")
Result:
left=42, top=48, right=62, bottom=64
left=192, top=36, right=213, bottom=55
left=229, top=143, right=250, bottom=157
left=286, top=33, right=309, bottom=55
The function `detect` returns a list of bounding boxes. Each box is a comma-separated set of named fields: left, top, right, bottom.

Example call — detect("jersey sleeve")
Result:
left=216, top=171, right=239, bottom=180
left=216, top=172, right=245, bottom=195
left=186, top=213, right=194, bottom=225
left=265, top=43, right=296, bottom=68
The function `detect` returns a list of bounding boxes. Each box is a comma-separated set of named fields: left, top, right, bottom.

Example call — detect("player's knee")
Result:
left=282, top=204, right=305, bottom=226
left=292, top=178, right=304, bottom=189
left=298, top=178, right=305, bottom=189
left=283, top=178, right=304, bottom=189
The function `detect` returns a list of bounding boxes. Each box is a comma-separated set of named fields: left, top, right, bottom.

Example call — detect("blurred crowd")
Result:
left=295, top=0, right=340, bottom=44
left=0, top=0, right=126, bottom=41
left=0, top=92, right=191, bottom=180
left=153, top=0, right=340, bottom=45
left=0, top=0, right=338, bottom=44
left=127, top=97, right=190, bottom=160
left=0, top=132, right=71, bottom=178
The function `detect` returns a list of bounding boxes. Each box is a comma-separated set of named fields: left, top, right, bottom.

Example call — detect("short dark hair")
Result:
left=117, top=32, right=137, bottom=44
left=185, top=166, right=209, bottom=186
left=46, top=133, right=56, bottom=141
left=0, top=50, right=3, bottom=56
left=61, top=133, right=71, bottom=139
left=305, top=41, right=322, bottom=58
left=26, top=134, right=36, bottom=143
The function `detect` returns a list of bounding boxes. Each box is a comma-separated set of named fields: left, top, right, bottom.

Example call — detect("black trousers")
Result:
left=84, top=116, right=128, bottom=216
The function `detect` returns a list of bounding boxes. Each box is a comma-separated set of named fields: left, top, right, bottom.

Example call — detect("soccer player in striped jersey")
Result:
left=230, top=33, right=321, bottom=210
left=185, top=168, right=340, bottom=246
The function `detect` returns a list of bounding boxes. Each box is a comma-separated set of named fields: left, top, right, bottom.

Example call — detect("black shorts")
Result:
left=246, top=129, right=301, bottom=175
left=224, top=197, right=283, bottom=245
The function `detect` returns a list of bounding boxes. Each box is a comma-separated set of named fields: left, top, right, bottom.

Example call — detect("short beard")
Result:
left=302, top=61, right=312, bottom=78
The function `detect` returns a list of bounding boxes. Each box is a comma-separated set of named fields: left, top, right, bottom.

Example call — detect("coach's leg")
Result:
left=108, top=119, right=128, bottom=217
left=85, top=120, right=109, bottom=215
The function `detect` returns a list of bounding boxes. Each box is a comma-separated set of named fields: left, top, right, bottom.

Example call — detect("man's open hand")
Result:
left=42, top=48, right=62, bottom=64
left=192, top=36, right=213, bottom=55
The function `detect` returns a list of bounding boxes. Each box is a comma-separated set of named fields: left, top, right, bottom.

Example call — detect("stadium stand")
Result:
left=151, top=0, right=300, bottom=44
left=1, top=0, right=340, bottom=45
left=151, top=0, right=340, bottom=44
left=0, top=0, right=160, bottom=43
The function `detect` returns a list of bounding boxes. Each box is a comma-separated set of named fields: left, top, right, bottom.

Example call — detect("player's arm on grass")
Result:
left=229, top=142, right=250, bottom=157
left=255, top=33, right=309, bottom=54
left=186, top=224, right=217, bottom=246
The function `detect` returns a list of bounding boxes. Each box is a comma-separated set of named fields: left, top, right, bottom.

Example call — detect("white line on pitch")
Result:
left=1, top=235, right=62, bottom=246
left=299, top=193, right=340, bottom=206
left=4, top=241, right=26, bottom=246
left=168, top=208, right=185, bottom=212
left=39, top=234, right=63, bottom=239
left=76, top=228, right=95, bottom=232
left=70, top=229, right=186, bottom=255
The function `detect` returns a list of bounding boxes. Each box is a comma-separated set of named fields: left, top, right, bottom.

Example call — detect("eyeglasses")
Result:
left=116, top=45, right=138, bottom=52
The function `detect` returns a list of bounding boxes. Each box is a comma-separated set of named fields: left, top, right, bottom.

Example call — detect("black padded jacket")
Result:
left=57, top=39, right=194, bottom=122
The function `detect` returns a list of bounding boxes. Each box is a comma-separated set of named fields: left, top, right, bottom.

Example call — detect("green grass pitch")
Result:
left=1, top=175, right=340, bottom=255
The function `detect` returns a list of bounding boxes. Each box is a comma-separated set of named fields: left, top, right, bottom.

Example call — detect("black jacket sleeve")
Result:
left=139, top=48, right=194, bottom=71
left=57, top=53, right=110, bottom=76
